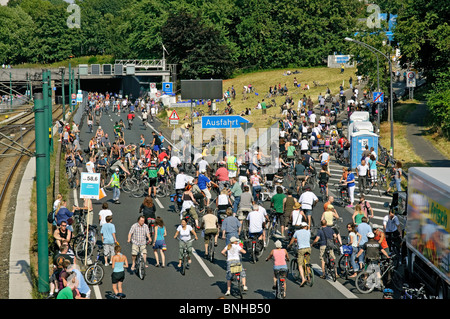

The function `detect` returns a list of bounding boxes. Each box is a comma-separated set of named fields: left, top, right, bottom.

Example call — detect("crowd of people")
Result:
left=47, top=83, right=403, bottom=299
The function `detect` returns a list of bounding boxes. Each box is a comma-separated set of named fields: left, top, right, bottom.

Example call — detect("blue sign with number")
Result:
left=201, top=115, right=249, bottom=129
left=373, top=92, right=384, bottom=103
left=80, top=172, right=101, bottom=199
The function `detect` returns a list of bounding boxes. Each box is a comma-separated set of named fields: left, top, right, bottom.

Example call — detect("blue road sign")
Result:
left=373, top=92, right=384, bottom=103
left=201, top=115, right=249, bottom=129
left=162, top=82, right=173, bottom=94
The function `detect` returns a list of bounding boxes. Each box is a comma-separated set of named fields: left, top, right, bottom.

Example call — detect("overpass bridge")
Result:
left=0, top=59, right=177, bottom=99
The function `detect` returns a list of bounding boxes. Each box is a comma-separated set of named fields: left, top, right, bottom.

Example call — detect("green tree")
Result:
left=161, top=9, right=236, bottom=79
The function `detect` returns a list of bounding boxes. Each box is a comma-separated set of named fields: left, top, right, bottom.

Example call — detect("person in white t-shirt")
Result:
left=170, top=154, right=181, bottom=174
left=298, top=188, right=318, bottom=228
left=221, top=236, right=247, bottom=295
left=300, top=137, right=309, bottom=154
left=356, top=159, right=369, bottom=195
left=247, top=204, right=269, bottom=245
left=86, top=157, right=95, bottom=173
left=197, top=157, right=209, bottom=174
left=98, top=202, right=113, bottom=227
left=309, top=112, right=316, bottom=124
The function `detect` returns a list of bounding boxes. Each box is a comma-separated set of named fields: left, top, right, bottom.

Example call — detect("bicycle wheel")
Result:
left=355, top=270, right=375, bottom=294
left=290, top=259, right=300, bottom=281
left=181, top=252, right=188, bottom=276
left=251, top=244, right=258, bottom=264
left=156, top=185, right=166, bottom=198
left=208, top=238, right=215, bottom=263
left=237, top=276, right=244, bottom=299
left=132, top=180, right=147, bottom=198
left=305, top=263, right=314, bottom=287
left=338, top=255, right=350, bottom=279
left=137, top=254, right=146, bottom=280
left=328, top=261, right=337, bottom=282
left=122, top=178, right=134, bottom=193
left=75, top=240, right=94, bottom=262
left=84, top=264, right=104, bottom=285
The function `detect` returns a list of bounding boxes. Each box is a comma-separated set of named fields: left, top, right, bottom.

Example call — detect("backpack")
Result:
left=323, top=227, right=338, bottom=251
left=47, top=211, right=55, bottom=224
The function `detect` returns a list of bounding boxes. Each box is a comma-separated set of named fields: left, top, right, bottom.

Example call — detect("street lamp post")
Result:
left=344, top=37, right=394, bottom=158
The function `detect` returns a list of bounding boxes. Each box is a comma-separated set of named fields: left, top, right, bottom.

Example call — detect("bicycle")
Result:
left=247, top=232, right=265, bottom=264
left=319, top=181, right=328, bottom=202
left=134, top=244, right=147, bottom=280
left=84, top=245, right=105, bottom=285
left=333, top=182, right=350, bottom=206
left=290, top=249, right=314, bottom=287
left=266, top=210, right=281, bottom=239
left=355, top=256, right=403, bottom=294
left=74, top=225, right=98, bottom=262
left=401, top=283, right=436, bottom=299
left=305, top=167, right=317, bottom=191
left=323, top=247, right=337, bottom=282
left=338, top=244, right=355, bottom=280
left=229, top=262, right=245, bottom=299
left=274, top=268, right=288, bottom=299
left=205, top=230, right=217, bottom=263
left=179, top=238, right=195, bottom=276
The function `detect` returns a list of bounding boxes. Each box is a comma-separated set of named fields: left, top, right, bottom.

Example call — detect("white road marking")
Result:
left=311, top=264, right=359, bottom=299
left=191, top=248, right=215, bottom=278
left=154, top=197, right=164, bottom=209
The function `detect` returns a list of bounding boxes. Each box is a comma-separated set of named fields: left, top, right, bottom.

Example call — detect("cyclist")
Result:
left=247, top=204, right=269, bottom=247
left=355, top=231, right=390, bottom=285
left=298, top=186, right=318, bottom=229
left=270, top=186, right=287, bottom=237
left=215, top=161, right=230, bottom=191
left=320, top=204, right=343, bottom=246
left=287, top=222, right=311, bottom=286
left=290, top=202, right=307, bottom=233
left=174, top=218, right=198, bottom=270
left=318, top=164, right=331, bottom=199
left=312, top=219, right=339, bottom=279
left=180, top=184, right=200, bottom=229
left=127, top=216, right=152, bottom=271
left=294, top=159, right=307, bottom=193
left=221, top=236, right=247, bottom=296
left=201, top=208, right=219, bottom=258
left=266, top=240, right=289, bottom=296
left=139, top=196, right=156, bottom=227
left=249, top=170, right=263, bottom=202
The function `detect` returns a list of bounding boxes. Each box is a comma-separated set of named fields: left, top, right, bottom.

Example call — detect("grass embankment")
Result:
left=165, top=67, right=356, bottom=129
left=161, top=67, right=357, bottom=151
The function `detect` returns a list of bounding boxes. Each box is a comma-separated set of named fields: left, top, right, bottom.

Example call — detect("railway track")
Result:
left=0, top=104, right=63, bottom=211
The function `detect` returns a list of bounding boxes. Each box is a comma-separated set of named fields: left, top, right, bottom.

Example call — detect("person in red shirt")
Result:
left=158, top=148, right=168, bottom=162
left=127, top=112, right=135, bottom=129
left=215, top=162, right=229, bottom=191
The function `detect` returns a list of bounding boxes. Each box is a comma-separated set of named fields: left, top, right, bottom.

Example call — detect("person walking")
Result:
left=111, top=244, right=128, bottom=299
left=101, top=215, right=117, bottom=266
left=106, top=167, right=122, bottom=204
left=152, top=217, right=167, bottom=268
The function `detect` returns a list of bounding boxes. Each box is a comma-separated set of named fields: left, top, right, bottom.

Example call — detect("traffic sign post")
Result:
left=169, top=109, right=180, bottom=125
left=373, top=92, right=384, bottom=103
